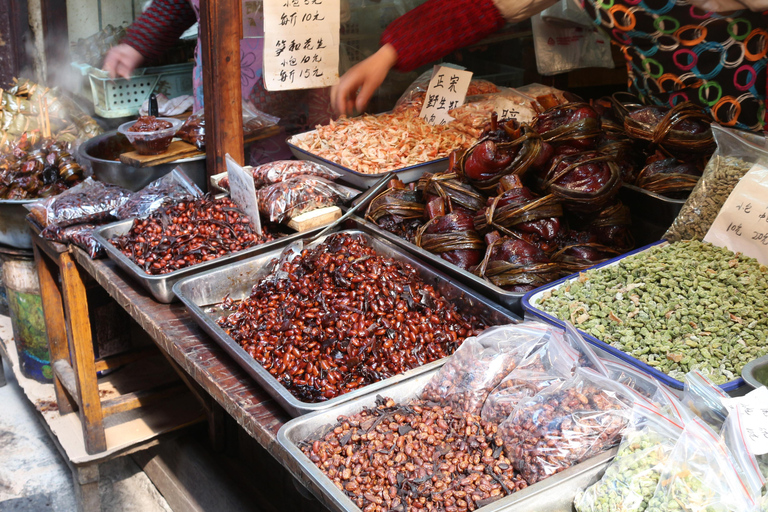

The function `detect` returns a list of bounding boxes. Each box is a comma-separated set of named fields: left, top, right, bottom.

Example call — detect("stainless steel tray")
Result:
left=173, top=226, right=521, bottom=417
left=352, top=215, right=524, bottom=315
left=278, top=367, right=616, bottom=512
left=287, top=130, right=449, bottom=189
left=93, top=218, right=321, bottom=303
left=0, top=199, right=35, bottom=249
left=742, top=354, right=768, bottom=389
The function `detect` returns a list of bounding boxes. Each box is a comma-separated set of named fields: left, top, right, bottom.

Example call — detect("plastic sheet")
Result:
left=257, top=176, right=358, bottom=223
left=26, top=177, right=130, bottom=229
left=114, top=169, right=202, bottom=219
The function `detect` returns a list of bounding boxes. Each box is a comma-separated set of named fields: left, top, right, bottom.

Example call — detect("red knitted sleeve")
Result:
left=121, top=0, right=197, bottom=62
left=381, top=0, right=506, bottom=72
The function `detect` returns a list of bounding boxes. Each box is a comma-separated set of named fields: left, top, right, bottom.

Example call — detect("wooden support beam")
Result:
left=101, top=383, right=187, bottom=417
left=199, top=0, right=244, bottom=178
left=53, top=359, right=80, bottom=404
left=93, top=346, right=159, bottom=373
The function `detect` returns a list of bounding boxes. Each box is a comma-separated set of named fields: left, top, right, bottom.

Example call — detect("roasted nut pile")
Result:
left=301, top=396, right=527, bottom=512
left=217, top=233, right=484, bottom=402
left=535, top=240, right=768, bottom=384
left=111, top=196, right=272, bottom=274
left=499, top=375, right=628, bottom=484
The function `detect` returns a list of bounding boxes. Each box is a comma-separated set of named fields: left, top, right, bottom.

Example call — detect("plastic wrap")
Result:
left=41, top=223, right=105, bottom=258
left=177, top=101, right=280, bottom=150
left=721, top=405, right=767, bottom=493
left=218, top=160, right=341, bottom=190
left=257, top=176, right=358, bottom=223
left=26, top=177, right=131, bottom=229
left=645, top=418, right=758, bottom=512
left=666, top=125, right=768, bottom=242
left=574, top=403, right=683, bottom=512
left=499, top=367, right=635, bottom=484
left=419, top=322, right=553, bottom=416
left=681, top=370, right=730, bottom=431
left=114, top=169, right=202, bottom=219
left=481, top=328, right=577, bottom=423
left=393, top=70, right=499, bottom=113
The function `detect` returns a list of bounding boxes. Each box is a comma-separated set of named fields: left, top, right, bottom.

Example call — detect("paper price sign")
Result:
left=419, top=66, right=473, bottom=126
left=723, top=387, right=768, bottom=455
left=263, top=0, right=340, bottom=91
left=704, top=163, right=768, bottom=265
left=493, top=98, right=536, bottom=124
left=225, top=154, right=262, bottom=236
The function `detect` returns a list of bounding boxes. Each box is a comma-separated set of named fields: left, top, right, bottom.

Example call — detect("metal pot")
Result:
left=0, top=199, right=35, bottom=249
left=78, top=130, right=207, bottom=192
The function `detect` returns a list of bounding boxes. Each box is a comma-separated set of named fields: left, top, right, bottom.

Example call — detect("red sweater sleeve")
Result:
left=381, top=0, right=506, bottom=72
left=121, top=0, right=197, bottom=62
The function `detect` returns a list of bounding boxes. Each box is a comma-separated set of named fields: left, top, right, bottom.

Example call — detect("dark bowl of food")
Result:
left=117, top=116, right=183, bottom=155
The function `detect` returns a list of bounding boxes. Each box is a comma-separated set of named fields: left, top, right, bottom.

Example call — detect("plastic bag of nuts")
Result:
left=420, top=322, right=556, bottom=416
left=113, top=169, right=202, bottom=220
left=257, top=176, right=358, bottom=223
left=645, top=418, right=759, bottom=512
left=574, top=403, right=683, bottom=512
left=27, top=177, right=131, bottom=229
left=481, top=328, right=578, bottom=423
left=499, top=367, right=635, bottom=485
left=41, top=223, right=105, bottom=258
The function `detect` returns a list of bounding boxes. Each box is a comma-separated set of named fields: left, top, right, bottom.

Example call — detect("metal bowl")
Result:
left=0, top=199, right=35, bottom=249
left=742, top=355, right=768, bottom=389
left=78, top=130, right=207, bottom=192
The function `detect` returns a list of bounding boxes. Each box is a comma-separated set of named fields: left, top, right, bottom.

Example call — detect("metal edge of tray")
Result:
left=92, top=218, right=324, bottom=303
left=172, top=225, right=521, bottom=417
left=0, top=199, right=36, bottom=249
left=277, top=367, right=617, bottom=512
left=520, top=241, right=747, bottom=393
left=741, top=354, right=768, bottom=389
left=352, top=215, right=524, bottom=315
left=286, top=131, right=448, bottom=188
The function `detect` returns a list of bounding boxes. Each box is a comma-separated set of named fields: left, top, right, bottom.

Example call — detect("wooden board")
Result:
left=287, top=206, right=341, bottom=232
left=120, top=140, right=204, bottom=168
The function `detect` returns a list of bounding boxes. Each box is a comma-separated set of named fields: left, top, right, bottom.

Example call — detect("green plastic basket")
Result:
left=85, top=62, right=194, bottom=118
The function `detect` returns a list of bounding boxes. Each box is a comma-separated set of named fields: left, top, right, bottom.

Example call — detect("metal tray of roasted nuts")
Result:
left=352, top=215, right=525, bottom=315
left=521, top=240, right=750, bottom=392
left=173, top=224, right=521, bottom=417
left=94, top=218, right=325, bottom=303
left=278, top=367, right=617, bottom=512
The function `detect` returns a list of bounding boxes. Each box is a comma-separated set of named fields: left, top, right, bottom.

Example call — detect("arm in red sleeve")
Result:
left=380, top=0, right=506, bottom=72
left=121, top=0, right=197, bottom=62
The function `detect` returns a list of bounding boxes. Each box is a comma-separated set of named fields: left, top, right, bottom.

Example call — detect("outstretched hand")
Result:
left=686, top=0, right=767, bottom=11
left=103, top=44, right=145, bottom=79
left=331, top=44, right=398, bottom=116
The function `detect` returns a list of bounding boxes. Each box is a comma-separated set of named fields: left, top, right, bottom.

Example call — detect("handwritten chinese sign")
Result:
left=493, top=98, right=536, bottom=124
left=419, top=66, right=473, bottom=126
left=723, top=386, right=768, bottom=455
left=704, top=163, right=768, bottom=265
left=263, top=0, right=340, bottom=91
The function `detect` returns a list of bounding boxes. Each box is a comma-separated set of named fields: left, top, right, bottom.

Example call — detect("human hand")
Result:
left=103, top=44, right=145, bottom=79
left=685, top=0, right=767, bottom=12
left=331, top=44, right=398, bottom=116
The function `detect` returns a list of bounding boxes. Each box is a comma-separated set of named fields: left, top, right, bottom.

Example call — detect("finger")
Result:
left=355, top=77, right=379, bottom=114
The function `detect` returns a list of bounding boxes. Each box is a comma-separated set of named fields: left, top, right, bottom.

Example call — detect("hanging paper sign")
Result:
left=419, top=66, right=473, bottom=126
left=242, top=0, right=263, bottom=39
left=225, top=154, right=262, bottom=235
left=493, top=98, right=536, bottom=124
left=722, top=387, right=768, bottom=455
left=703, top=163, right=768, bottom=265
left=263, top=0, right=340, bottom=91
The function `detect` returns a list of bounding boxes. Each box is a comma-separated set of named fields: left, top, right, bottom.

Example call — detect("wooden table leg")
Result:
left=34, top=245, right=75, bottom=414
left=72, top=464, right=100, bottom=512
left=59, top=253, right=106, bottom=454
left=0, top=349, right=6, bottom=387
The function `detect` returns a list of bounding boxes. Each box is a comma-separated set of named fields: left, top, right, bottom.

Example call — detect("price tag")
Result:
left=493, top=98, right=536, bottom=124
left=419, top=66, right=473, bottom=126
left=263, top=0, right=340, bottom=91
left=722, top=387, right=768, bottom=455
left=704, top=164, right=768, bottom=265
left=225, top=154, right=262, bottom=236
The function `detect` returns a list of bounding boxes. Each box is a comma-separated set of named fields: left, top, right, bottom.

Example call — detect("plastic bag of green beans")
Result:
left=665, top=125, right=768, bottom=242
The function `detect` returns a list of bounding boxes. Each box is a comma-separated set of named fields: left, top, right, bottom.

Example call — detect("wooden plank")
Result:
left=40, top=0, right=70, bottom=86
left=287, top=206, right=341, bottom=232
left=33, top=242, right=76, bottom=414
left=101, top=382, right=187, bottom=417
left=59, top=253, right=106, bottom=454
left=52, top=359, right=80, bottom=403
left=199, top=0, right=244, bottom=177
left=93, top=346, right=159, bottom=373
left=119, top=140, right=204, bottom=167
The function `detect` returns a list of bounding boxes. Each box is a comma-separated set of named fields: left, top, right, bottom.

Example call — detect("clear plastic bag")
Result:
left=177, top=101, right=280, bottom=150
left=665, top=125, right=768, bottom=242
left=218, top=160, right=341, bottom=190
left=499, top=367, right=635, bottom=484
left=481, top=328, right=578, bottom=423
left=257, top=176, right=358, bottom=223
left=645, top=418, right=758, bottom=512
left=113, top=169, right=202, bottom=220
left=419, top=322, right=554, bottom=415
left=574, top=403, right=684, bottom=512
left=531, top=14, right=614, bottom=76
left=41, top=223, right=105, bottom=258
left=393, top=69, right=500, bottom=114
left=681, top=370, right=730, bottom=431
left=721, top=405, right=767, bottom=494
left=26, top=177, right=131, bottom=229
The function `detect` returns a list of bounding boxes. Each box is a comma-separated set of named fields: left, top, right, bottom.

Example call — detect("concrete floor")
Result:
left=0, top=357, right=172, bottom=512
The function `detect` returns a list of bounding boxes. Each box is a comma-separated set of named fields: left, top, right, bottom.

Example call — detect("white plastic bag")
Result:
left=531, top=13, right=614, bottom=76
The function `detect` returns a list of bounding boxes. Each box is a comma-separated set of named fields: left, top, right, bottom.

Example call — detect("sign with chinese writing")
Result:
left=723, top=386, right=768, bottom=455
left=704, top=164, right=768, bottom=265
left=419, top=66, right=473, bottom=126
left=263, top=0, right=340, bottom=91
left=493, top=98, right=536, bottom=124
left=226, top=154, right=262, bottom=235
left=242, top=0, right=263, bottom=39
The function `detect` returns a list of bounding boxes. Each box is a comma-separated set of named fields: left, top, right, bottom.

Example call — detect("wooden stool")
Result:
left=32, top=232, right=186, bottom=454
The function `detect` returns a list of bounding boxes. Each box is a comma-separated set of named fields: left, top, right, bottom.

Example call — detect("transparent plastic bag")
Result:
left=393, top=69, right=499, bottom=114
left=531, top=14, right=614, bottom=76
left=419, top=322, right=553, bottom=415
left=481, top=328, right=578, bottom=423
left=114, top=169, right=202, bottom=220
left=448, top=88, right=538, bottom=137
left=257, top=176, right=358, bottom=223
left=721, top=404, right=767, bottom=493
left=177, top=101, right=280, bottom=150
left=645, top=418, right=758, bottom=512
left=499, top=367, right=635, bottom=484
left=574, top=403, right=684, bottom=512
left=26, top=177, right=131, bottom=229
left=682, top=370, right=729, bottom=431
left=41, top=223, right=105, bottom=258
left=665, top=125, right=768, bottom=242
